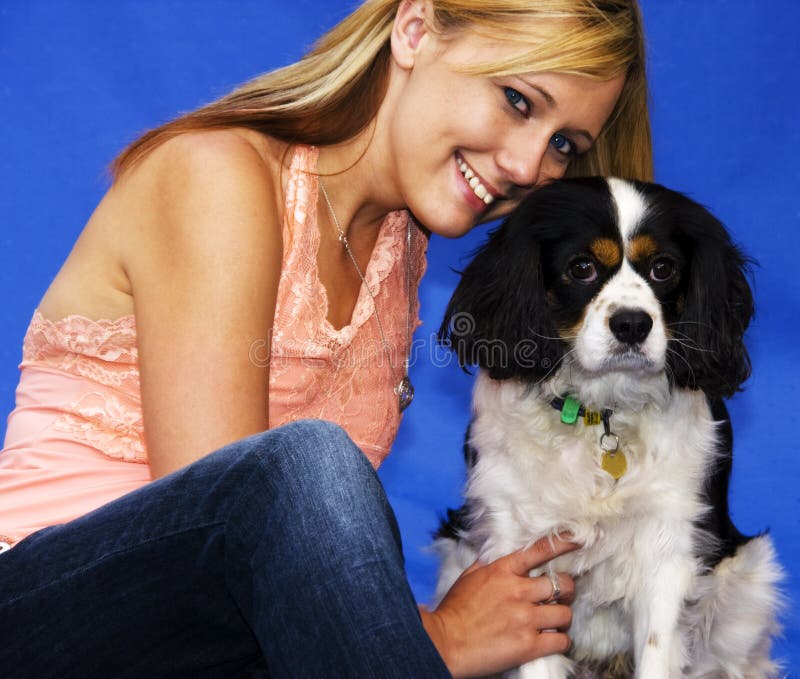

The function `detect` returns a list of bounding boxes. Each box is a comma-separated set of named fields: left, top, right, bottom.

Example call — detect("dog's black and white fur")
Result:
left=434, top=178, right=782, bottom=678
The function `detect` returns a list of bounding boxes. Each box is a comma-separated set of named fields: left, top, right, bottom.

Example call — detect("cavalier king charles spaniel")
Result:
left=434, top=178, right=782, bottom=678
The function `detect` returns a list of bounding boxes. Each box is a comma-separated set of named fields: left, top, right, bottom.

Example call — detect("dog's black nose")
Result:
left=609, top=309, right=653, bottom=345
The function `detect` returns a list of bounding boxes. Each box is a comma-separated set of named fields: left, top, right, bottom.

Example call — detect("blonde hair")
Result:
left=111, top=0, right=652, bottom=181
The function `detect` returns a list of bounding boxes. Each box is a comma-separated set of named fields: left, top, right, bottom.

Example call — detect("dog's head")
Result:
left=439, top=177, right=753, bottom=400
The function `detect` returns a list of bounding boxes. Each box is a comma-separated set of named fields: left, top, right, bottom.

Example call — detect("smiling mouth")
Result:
left=455, top=152, right=498, bottom=207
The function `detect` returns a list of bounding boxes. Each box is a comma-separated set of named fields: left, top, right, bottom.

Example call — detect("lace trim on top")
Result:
left=269, top=145, right=427, bottom=466
left=20, top=310, right=145, bottom=462
left=274, top=146, right=423, bottom=354
left=22, top=311, right=138, bottom=388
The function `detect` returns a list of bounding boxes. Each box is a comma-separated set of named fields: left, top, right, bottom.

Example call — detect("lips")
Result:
left=455, top=152, right=501, bottom=208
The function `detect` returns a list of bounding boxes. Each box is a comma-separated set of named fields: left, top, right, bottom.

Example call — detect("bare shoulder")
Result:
left=141, top=127, right=285, bottom=188
left=37, top=128, right=290, bottom=323
left=119, top=127, right=289, bottom=300
left=124, top=128, right=287, bottom=234
left=118, top=129, right=290, bottom=281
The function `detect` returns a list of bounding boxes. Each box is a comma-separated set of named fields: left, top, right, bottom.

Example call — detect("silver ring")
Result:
left=548, top=571, right=561, bottom=601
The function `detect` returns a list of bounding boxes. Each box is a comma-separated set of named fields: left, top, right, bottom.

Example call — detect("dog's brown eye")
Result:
left=569, top=258, right=598, bottom=283
left=650, top=258, right=676, bottom=282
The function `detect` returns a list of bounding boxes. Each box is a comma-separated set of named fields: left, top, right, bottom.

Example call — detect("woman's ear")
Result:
left=390, top=0, right=430, bottom=69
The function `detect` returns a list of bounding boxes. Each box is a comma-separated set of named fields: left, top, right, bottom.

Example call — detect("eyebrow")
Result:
left=522, top=81, right=596, bottom=147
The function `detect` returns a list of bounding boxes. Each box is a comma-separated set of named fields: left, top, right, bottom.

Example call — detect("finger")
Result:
left=526, top=572, right=576, bottom=603
left=506, top=535, right=579, bottom=575
left=532, top=602, right=573, bottom=631
left=534, top=630, right=572, bottom=657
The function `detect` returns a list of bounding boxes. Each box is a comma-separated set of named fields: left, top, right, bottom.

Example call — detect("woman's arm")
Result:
left=121, top=130, right=284, bottom=478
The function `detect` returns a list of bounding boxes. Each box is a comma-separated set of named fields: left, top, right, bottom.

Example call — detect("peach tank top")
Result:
left=0, top=145, right=427, bottom=548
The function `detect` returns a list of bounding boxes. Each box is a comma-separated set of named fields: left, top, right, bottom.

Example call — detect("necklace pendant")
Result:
left=396, top=376, right=415, bottom=412
left=601, top=449, right=627, bottom=480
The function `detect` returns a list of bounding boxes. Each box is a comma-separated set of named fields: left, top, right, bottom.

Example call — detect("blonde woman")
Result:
left=0, top=1, right=651, bottom=676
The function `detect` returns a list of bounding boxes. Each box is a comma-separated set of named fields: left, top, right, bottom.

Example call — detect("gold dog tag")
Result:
left=601, top=450, right=627, bottom=479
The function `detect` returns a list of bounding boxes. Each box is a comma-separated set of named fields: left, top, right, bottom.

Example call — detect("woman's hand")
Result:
left=420, top=536, right=578, bottom=678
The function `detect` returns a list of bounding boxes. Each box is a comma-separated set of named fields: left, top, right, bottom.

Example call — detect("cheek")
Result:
left=674, top=294, right=685, bottom=316
left=390, top=75, right=450, bottom=147
left=655, top=284, right=687, bottom=325
left=539, top=156, right=570, bottom=185
left=556, top=308, right=588, bottom=342
left=570, top=296, right=617, bottom=370
left=549, top=285, right=599, bottom=338
left=575, top=295, right=609, bottom=339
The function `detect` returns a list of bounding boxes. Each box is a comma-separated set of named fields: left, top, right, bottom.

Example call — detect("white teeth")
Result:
left=457, top=155, right=495, bottom=206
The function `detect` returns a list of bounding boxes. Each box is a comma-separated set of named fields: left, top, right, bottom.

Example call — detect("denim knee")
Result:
left=243, top=420, right=378, bottom=497
left=224, top=419, right=402, bottom=554
left=263, top=419, right=374, bottom=484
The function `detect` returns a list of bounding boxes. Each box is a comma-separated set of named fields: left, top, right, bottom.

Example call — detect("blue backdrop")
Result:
left=2, top=0, right=798, bottom=670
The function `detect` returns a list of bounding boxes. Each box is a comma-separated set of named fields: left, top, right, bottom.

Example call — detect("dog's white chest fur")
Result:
left=464, top=375, right=714, bottom=574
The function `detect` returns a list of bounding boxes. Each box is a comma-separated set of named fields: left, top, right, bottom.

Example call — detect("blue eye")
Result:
left=504, top=87, right=529, bottom=115
left=550, top=133, right=575, bottom=158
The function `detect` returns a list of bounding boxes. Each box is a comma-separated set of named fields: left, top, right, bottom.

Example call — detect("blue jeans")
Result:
left=0, top=420, right=451, bottom=678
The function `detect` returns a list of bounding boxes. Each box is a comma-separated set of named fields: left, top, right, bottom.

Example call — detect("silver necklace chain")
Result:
left=318, top=178, right=415, bottom=412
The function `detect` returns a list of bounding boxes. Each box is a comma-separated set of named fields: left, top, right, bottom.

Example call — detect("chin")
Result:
left=408, top=200, right=478, bottom=240
left=434, top=177, right=784, bottom=678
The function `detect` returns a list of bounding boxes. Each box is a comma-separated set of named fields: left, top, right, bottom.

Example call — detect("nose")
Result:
left=495, top=134, right=550, bottom=189
left=609, top=309, right=653, bottom=345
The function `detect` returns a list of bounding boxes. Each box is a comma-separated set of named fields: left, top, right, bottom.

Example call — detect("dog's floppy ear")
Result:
left=668, top=200, right=754, bottom=398
left=438, top=209, right=562, bottom=381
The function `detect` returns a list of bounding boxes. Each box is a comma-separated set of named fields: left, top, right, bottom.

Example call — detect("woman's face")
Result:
left=386, top=26, right=625, bottom=238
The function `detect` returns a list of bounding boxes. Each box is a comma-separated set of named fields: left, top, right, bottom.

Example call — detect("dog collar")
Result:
left=550, top=395, right=611, bottom=426
left=550, top=396, right=628, bottom=480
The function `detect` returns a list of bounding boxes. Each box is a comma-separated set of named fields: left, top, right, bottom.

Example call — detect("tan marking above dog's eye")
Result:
left=589, top=238, right=621, bottom=268
left=628, top=234, right=658, bottom=263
